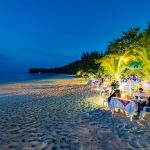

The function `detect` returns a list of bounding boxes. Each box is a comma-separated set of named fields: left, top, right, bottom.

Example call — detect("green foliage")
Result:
left=29, top=51, right=103, bottom=75
left=107, top=27, right=141, bottom=54
left=29, top=21, right=150, bottom=81
left=80, top=51, right=104, bottom=73
left=96, top=21, right=150, bottom=80
left=96, top=52, right=134, bottom=80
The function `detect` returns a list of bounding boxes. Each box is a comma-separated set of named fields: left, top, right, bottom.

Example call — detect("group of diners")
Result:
left=108, top=88, right=150, bottom=118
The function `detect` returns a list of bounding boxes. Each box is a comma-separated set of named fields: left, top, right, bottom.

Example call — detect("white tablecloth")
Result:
left=108, top=97, right=138, bottom=117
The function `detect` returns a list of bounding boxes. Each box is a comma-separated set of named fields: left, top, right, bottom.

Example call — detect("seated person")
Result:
left=146, top=96, right=150, bottom=106
left=108, top=90, right=126, bottom=113
left=108, top=90, right=132, bottom=105
left=133, top=88, right=149, bottom=117
left=145, top=96, right=150, bottom=106
left=108, top=89, right=121, bottom=103
left=133, top=88, right=148, bottom=100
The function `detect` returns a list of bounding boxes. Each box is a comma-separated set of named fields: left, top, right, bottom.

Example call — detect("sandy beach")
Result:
left=0, top=78, right=150, bottom=150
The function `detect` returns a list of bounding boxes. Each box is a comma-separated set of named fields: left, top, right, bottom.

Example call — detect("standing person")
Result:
left=99, top=77, right=104, bottom=87
left=114, top=81, right=120, bottom=91
left=132, top=74, right=136, bottom=81
left=111, top=80, right=116, bottom=93
left=95, top=73, right=100, bottom=80
left=101, top=77, right=104, bottom=83
left=137, top=82, right=143, bottom=91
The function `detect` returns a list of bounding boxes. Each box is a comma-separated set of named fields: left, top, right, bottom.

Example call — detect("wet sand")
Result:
left=0, top=78, right=150, bottom=150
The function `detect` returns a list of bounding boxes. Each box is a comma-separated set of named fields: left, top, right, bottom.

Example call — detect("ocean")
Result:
left=0, top=72, right=75, bottom=84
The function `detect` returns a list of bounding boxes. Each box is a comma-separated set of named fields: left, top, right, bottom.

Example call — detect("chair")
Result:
left=109, top=98, right=138, bottom=122
left=102, top=99, right=108, bottom=108
left=139, top=106, right=150, bottom=120
left=90, top=80, right=100, bottom=90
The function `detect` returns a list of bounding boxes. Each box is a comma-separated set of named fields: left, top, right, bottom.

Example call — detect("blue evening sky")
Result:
left=0, top=0, right=150, bottom=72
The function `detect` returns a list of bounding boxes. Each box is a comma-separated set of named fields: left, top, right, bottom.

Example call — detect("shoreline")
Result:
left=0, top=72, right=76, bottom=85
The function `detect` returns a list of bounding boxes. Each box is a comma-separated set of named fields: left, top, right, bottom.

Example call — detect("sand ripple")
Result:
left=0, top=79, right=150, bottom=149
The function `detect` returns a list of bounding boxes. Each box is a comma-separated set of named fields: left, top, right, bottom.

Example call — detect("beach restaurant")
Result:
left=88, top=75, right=150, bottom=122
left=101, top=77, right=150, bottom=122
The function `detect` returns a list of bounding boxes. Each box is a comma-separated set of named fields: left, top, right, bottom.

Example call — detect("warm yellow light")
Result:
left=123, top=58, right=128, bottom=62
left=121, top=92, right=126, bottom=99
left=77, top=71, right=81, bottom=76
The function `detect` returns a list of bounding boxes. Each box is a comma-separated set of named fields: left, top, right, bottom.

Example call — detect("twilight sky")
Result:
left=0, top=0, right=150, bottom=72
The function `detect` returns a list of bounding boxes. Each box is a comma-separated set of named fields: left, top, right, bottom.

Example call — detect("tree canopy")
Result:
left=29, top=21, right=150, bottom=81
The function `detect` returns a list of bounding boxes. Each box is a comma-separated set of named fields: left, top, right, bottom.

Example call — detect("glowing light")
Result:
left=77, top=71, right=82, bottom=76
left=123, top=58, right=128, bottom=62
left=121, top=92, right=126, bottom=99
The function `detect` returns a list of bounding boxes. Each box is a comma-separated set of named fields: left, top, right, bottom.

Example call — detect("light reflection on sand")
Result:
left=0, top=79, right=150, bottom=149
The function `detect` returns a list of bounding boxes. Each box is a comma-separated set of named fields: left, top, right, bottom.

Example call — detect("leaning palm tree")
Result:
left=96, top=52, right=134, bottom=80
left=97, top=54, right=119, bottom=80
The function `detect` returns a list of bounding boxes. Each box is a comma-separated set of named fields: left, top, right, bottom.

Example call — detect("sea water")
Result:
left=0, top=72, right=75, bottom=84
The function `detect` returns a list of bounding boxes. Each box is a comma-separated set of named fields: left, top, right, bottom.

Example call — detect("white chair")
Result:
left=108, top=97, right=125, bottom=115
left=109, top=98, right=138, bottom=122
left=102, top=99, right=108, bottom=108
left=139, top=106, right=150, bottom=120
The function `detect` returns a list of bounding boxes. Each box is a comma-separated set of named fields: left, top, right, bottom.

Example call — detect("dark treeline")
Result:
left=29, top=21, right=150, bottom=75
left=29, top=51, right=103, bottom=74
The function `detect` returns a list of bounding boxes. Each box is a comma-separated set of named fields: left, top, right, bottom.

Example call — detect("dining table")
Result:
left=108, top=97, right=138, bottom=121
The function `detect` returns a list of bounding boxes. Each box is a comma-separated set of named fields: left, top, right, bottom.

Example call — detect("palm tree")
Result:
left=96, top=54, right=118, bottom=80
left=96, top=52, right=134, bottom=80
left=131, top=47, right=150, bottom=80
